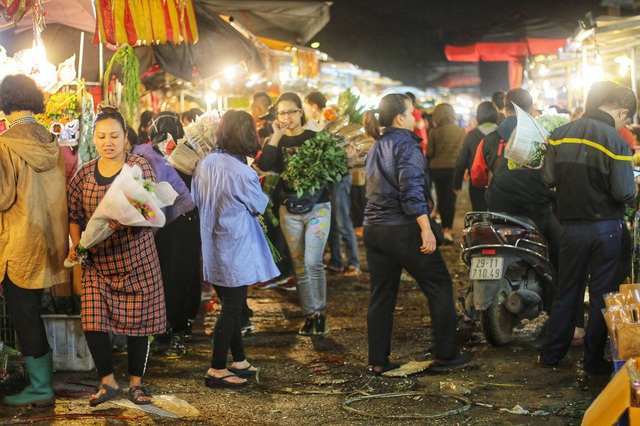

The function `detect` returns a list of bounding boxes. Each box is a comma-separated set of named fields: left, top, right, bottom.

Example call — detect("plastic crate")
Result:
left=0, top=297, right=19, bottom=351
left=42, top=315, right=94, bottom=371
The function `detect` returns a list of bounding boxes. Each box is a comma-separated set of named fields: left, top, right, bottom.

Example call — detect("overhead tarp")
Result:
left=0, top=0, right=264, bottom=82
left=199, top=1, right=331, bottom=44
left=445, top=17, right=574, bottom=62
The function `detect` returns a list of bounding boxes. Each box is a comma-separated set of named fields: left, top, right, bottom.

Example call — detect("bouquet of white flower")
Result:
left=64, top=164, right=178, bottom=267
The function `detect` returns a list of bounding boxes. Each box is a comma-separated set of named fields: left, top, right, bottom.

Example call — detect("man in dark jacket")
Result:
left=470, top=89, right=561, bottom=267
left=539, top=86, right=637, bottom=375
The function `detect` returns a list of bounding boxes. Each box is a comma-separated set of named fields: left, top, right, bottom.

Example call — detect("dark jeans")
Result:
left=328, top=173, right=360, bottom=269
left=541, top=219, right=622, bottom=370
left=211, top=285, right=247, bottom=369
left=2, top=274, right=50, bottom=358
left=350, top=185, right=366, bottom=228
left=266, top=204, right=293, bottom=277
left=430, top=168, right=457, bottom=229
left=84, top=331, right=149, bottom=377
left=364, top=223, right=459, bottom=366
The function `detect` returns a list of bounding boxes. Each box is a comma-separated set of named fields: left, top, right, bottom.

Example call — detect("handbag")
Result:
left=282, top=189, right=323, bottom=214
left=429, top=216, right=445, bottom=247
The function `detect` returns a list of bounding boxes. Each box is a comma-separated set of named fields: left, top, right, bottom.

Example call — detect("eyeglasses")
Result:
left=277, top=109, right=301, bottom=117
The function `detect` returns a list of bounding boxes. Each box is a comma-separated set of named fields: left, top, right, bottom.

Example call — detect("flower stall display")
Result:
left=505, top=105, right=570, bottom=170
left=167, top=110, right=220, bottom=175
left=64, top=164, right=178, bottom=268
left=103, top=45, right=139, bottom=124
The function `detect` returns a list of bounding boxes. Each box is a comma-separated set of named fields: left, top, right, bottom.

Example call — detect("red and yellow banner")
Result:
left=93, top=0, right=198, bottom=47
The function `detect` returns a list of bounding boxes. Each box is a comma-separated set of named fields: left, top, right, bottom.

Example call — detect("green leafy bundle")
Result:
left=280, top=131, right=348, bottom=197
left=338, top=89, right=367, bottom=125
left=103, top=45, right=140, bottom=124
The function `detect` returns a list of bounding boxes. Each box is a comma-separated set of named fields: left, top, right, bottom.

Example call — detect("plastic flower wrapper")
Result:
left=505, top=105, right=569, bottom=170
left=167, top=110, right=220, bottom=175
left=64, top=164, right=178, bottom=267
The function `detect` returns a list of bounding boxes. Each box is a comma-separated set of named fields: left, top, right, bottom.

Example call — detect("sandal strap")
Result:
left=129, top=386, right=150, bottom=396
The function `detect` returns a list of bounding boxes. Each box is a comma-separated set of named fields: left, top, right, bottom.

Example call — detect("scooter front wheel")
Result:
left=480, top=291, right=516, bottom=346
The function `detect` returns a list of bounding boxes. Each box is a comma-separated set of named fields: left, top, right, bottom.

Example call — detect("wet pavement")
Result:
left=0, top=188, right=610, bottom=425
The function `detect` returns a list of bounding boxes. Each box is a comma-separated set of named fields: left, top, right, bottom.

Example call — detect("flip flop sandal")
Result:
left=128, top=386, right=153, bottom=405
left=227, top=365, right=258, bottom=378
left=204, top=374, right=247, bottom=388
left=89, top=384, right=122, bottom=407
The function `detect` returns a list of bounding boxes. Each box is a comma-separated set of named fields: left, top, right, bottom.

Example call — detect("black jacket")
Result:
left=364, top=127, right=433, bottom=226
left=453, top=123, right=496, bottom=190
left=471, top=116, right=553, bottom=216
left=542, top=109, right=635, bottom=222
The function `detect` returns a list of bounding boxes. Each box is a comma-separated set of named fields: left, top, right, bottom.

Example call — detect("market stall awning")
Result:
left=445, top=17, right=574, bottom=62
left=0, top=0, right=264, bottom=82
left=197, top=0, right=331, bottom=44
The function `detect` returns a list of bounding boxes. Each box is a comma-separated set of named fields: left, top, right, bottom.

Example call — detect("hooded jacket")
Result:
left=0, top=122, right=69, bottom=289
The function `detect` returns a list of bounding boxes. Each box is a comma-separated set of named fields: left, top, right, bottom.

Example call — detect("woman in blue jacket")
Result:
left=192, top=110, right=279, bottom=388
left=363, top=94, right=472, bottom=375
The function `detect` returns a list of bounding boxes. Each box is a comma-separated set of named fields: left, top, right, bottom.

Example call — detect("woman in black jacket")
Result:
left=453, top=101, right=499, bottom=211
left=362, top=94, right=472, bottom=375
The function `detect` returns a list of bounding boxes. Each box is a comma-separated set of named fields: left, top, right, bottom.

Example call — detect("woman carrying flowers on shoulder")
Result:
left=66, top=106, right=166, bottom=407
left=192, top=110, right=279, bottom=388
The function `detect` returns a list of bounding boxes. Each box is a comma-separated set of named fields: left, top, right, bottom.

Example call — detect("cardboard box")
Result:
left=582, top=358, right=640, bottom=425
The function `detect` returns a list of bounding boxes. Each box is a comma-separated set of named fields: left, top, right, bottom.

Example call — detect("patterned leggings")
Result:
left=85, top=332, right=149, bottom=378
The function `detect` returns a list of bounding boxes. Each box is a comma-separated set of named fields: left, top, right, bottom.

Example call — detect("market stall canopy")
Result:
left=445, top=17, right=575, bottom=62
left=0, top=0, right=264, bottom=82
left=199, top=0, right=331, bottom=44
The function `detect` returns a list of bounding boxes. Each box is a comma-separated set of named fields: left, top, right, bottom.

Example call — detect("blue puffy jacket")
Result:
left=364, top=127, right=432, bottom=226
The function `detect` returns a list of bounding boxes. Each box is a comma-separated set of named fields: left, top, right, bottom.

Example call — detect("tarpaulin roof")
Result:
left=445, top=17, right=575, bottom=62
left=0, top=0, right=265, bottom=81
left=200, top=1, right=331, bottom=44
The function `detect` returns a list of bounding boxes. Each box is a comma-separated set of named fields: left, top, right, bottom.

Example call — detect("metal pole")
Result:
left=78, top=32, right=85, bottom=80
left=582, top=46, right=588, bottom=108
left=632, top=46, right=638, bottom=124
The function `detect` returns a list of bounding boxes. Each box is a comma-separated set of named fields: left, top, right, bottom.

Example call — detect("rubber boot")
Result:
left=3, top=351, right=55, bottom=406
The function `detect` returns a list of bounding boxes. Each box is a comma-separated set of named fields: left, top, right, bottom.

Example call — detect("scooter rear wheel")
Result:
left=480, top=291, right=516, bottom=346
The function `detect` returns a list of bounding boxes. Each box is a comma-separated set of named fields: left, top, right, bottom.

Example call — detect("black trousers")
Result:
left=350, top=184, right=366, bottom=228
left=211, top=285, right=247, bottom=369
left=154, top=208, right=202, bottom=333
left=84, top=331, right=149, bottom=377
left=468, top=185, right=487, bottom=212
left=2, top=274, right=50, bottom=358
left=430, top=168, right=457, bottom=229
left=364, top=223, right=459, bottom=366
left=541, top=219, right=622, bottom=370
left=266, top=203, right=293, bottom=277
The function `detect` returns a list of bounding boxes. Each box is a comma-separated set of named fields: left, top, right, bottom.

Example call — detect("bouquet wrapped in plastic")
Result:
left=64, top=164, right=178, bottom=267
left=505, top=105, right=570, bottom=170
left=167, top=110, right=220, bottom=175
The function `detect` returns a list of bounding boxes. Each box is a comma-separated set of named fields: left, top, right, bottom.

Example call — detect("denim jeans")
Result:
left=328, top=174, right=360, bottom=269
left=280, top=202, right=331, bottom=316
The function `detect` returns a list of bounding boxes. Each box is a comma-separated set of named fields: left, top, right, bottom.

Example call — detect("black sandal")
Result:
left=227, top=365, right=258, bottom=378
left=128, top=386, right=152, bottom=405
left=89, top=384, right=122, bottom=407
left=205, top=374, right=247, bottom=388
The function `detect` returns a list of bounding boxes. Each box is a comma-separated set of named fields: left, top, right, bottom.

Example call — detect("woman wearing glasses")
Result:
left=258, top=92, right=332, bottom=335
left=67, top=106, right=167, bottom=406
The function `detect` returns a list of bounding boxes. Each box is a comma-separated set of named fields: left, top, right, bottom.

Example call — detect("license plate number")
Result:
left=470, top=257, right=503, bottom=280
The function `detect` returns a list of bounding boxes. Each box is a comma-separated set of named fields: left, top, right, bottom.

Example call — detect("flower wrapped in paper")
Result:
left=64, top=164, right=178, bottom=267
left=505, top=105, right=570, bottom=170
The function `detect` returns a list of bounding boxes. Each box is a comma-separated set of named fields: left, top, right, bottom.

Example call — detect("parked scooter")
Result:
left=460, top=211, right=554, bottom=346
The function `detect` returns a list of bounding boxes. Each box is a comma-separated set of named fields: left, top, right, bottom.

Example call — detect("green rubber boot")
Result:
left=3, top=352, right=55, bottom=406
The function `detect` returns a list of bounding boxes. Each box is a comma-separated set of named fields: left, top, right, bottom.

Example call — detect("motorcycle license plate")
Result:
left=470, top=257, right=503, bottom=280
